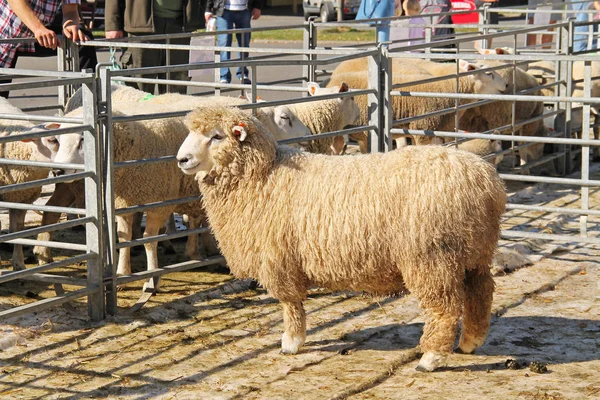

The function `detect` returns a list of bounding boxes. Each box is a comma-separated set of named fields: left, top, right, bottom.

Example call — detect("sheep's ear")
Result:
left=232, top=123, right=248, bottom=142
left=496, top=47, right=514, bottom=55
left=307, top=82, right=320, bottom=96
left=338, top=81, right=349, bottom=93
left=45, top=122, right=61, bottom=130
left=477, top=48, right=494, bottom=55
left=458, top=60, right=478, bottom=72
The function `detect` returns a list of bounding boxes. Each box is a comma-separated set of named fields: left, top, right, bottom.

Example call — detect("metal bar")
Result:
left=0, top=124, right=92, bottom=145
left=115, top=226, right=211, bottom=249
left=499, top=173, right=600, bottom=187
left=109, top=89, right=373, bottom=123
left=0, top=77, right=95, bottom=92
left=0, top=287, right=98, bottom=321
left=501, top=230, right=600, bottom=244
left=278, top=125, right=377, bottom=145
left=390, top=129, right=600, bottom=147
left=3, top=239, right=87, bottom=251
left=114, top=196, right=200, bottom=216
left=0, top=67, right=91, bottom=78
left=0, top=201, right=85, bottom=215
left=580, top=60, right=592, bottom=236
left=0, top=216, right=93, bottom=243
left=0, top=158, right=85, bottom=170
left=0, top=171, right=92, bottom=195
left=115, top=256, right=226, bottom=286
left=389, top=90, right=600, bottom=105
left=0, top=253, right=93, bottom=284
left=5, top=273, right=88, bottom=286
left=506, top=203, right=600, bottom=217
left=114, top=155, right=176, bottom=168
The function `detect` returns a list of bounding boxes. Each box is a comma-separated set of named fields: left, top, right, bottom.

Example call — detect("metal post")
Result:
left=56, top=38, right=68, bottom=115
left=381, top=47, right=392, bottom=152
left=215, top=34, right=221, bottom=96
left=562, top=21, right=574, bottom=174
left=337, top=0, right=343, bottom=22
left=166, top=37, right=171, bottom=93
left=100, top=67, right=118, bottom=315
left=580, top=60, right=591, bottom=236
left=81, top=80, right=105, bottom=321
left=482, top=4, right=490, bottom=49
left=367, top=51, right=381, bottom=153
left=302, top=19, right=317, bottom=94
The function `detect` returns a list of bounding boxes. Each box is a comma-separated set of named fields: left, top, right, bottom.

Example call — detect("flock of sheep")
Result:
left=0, top=50, right=594, bottom=371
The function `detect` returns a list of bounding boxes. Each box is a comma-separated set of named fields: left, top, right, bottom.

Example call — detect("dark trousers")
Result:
left=0, top=24, right=97, bottom=98
left=120, top=16, right=191, bottom=95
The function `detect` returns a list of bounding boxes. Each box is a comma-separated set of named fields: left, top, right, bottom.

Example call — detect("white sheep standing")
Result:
left=176, top=105, right=507, bottom=372
left=327, top=61, right=508, bottom=153
left=286, top=82, right=361, bottom=155
left=0, top=98, right=55, bottom=270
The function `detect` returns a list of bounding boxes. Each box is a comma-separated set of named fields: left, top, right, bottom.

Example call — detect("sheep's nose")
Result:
left=51, top=169, right=65, bottom=177
left=177, top=156, right=190, bottom=166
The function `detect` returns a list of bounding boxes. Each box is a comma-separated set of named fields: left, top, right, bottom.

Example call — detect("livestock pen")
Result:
left=0, top=7, right=599, bottom=398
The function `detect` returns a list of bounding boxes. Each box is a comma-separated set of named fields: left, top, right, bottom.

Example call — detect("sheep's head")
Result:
left=177, top=106, right=277, bottom=185
left=308, top=81, right=361, bottom=127
left=458, top=60, right=508, bottom=95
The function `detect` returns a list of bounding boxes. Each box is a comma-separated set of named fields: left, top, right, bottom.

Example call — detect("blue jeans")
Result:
left=573, top=1, right=597, bottom=52
left=217, top=9, right=251, bottom=82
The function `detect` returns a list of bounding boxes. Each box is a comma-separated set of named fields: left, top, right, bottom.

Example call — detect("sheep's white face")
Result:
left=458, top=60, right=508, bottom=95
left=308, top=81, right=361, bottom=127
left=177, top=128, right=226, bottom=176
left=271, top=105, right=310, bottom=141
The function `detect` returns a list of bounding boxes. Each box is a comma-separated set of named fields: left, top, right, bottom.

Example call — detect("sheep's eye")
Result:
left=47, top=137, right=58, bottom=144
left=211, top=134, right=224, bottom=142
left=485, top=72, right=494, bottom=79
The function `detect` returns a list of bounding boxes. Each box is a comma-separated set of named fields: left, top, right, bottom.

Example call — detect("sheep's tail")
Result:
left=457, top=267, right=494, bottom=354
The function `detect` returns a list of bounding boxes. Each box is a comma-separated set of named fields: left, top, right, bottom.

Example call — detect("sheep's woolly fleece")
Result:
left=0, top=98, right=49, bottom=205
left=184, top=105, right=506, bottom=365
left=328, top=70, right=488, bottom=147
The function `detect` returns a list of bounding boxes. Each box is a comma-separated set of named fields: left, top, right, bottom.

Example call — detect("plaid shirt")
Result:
left=0, top=0, right=80, bottom=67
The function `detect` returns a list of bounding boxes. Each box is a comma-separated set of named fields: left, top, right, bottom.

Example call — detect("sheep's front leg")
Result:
left=280, top=301, right=306, bottom=354
left=34, top=183, right=76, bottom=265
left=9, top=209, right=27, bottom=271
left=116, top=214, right=134, bottom=276
left=141, top=212, right=167, bottom=292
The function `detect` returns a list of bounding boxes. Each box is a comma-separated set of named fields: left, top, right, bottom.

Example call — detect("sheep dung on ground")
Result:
left=176, top=105, right=507, bottom=372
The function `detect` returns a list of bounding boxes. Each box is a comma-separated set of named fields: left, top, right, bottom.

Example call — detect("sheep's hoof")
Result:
left=281, top=332, right=305, bottom=355
left=457, top=335, right=484, bottom=354
left=415, top=352, right=446, bottom=372
left=12, top=263, right=26, bottom=271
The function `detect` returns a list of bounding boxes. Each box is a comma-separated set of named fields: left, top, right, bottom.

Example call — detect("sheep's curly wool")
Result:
left=184, top=105, right=506, bottom=369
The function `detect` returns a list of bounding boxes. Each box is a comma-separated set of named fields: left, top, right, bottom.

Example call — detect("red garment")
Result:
left=0, top=0, right=80, bottom=67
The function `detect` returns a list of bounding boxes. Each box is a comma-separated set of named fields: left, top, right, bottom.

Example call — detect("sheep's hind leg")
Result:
left=9, top=209, right=27, bottom=270
left=457, top=268, right=494, bottom=354
left=411, top=266, right=464, bottom=372
left=280, top=301, right=306, bottom=354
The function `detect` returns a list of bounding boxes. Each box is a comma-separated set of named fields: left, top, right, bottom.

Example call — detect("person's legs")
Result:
left=233, top=10, right=251, bottom=81
left=158, top=16, right=190, bottom=94
left=123, top=31, right=162, bottom=94
left=217, top=11, right=234, bottom=83
left=573, top=2, right=592, bottom=52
